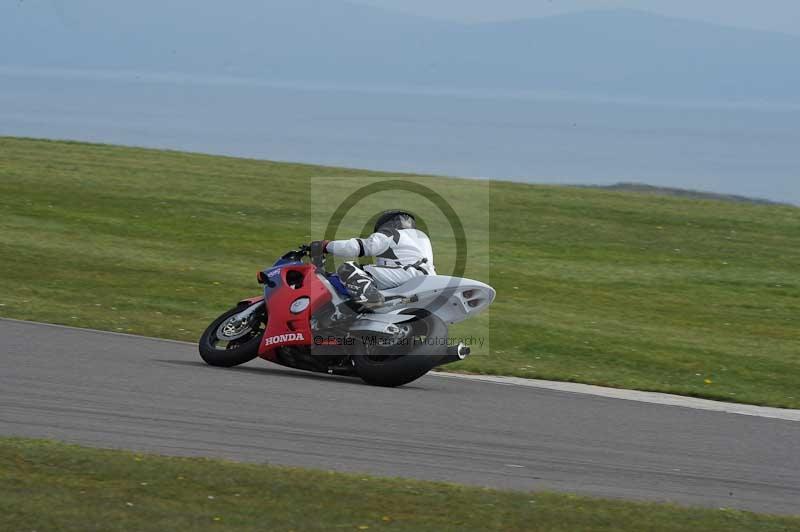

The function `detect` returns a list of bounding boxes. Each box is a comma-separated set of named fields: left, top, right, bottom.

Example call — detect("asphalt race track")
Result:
left=2, top=319, right=799, bottom=515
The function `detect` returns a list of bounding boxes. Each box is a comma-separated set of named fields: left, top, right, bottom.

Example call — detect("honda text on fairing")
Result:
left=198, top=244, right=495, bottom=387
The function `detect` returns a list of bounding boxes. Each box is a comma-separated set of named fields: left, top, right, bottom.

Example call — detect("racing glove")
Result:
left=309, top=240, right=331, bottom=257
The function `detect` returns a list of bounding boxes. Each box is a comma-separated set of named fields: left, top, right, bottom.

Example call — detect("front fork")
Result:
left=230, top=299, right=265, bottom=324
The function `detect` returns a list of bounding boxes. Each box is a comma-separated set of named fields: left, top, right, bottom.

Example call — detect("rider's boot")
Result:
left=338, top=261, right=385, bottom=309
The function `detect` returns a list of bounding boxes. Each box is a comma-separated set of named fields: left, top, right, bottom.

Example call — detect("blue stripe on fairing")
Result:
left=327, top=274, right=350, bottom=297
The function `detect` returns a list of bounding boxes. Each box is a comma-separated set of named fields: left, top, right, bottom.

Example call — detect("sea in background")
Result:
left=1, top=67, right=798, bottom=204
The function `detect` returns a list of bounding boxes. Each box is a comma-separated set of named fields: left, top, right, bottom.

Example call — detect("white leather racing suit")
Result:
left=325, top=228, right=436, bottom=289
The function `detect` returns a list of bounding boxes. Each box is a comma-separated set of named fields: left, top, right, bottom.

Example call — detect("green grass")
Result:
left=1, top=136, right=799, bottom=407
left=2, top=437, right=798, bottom=531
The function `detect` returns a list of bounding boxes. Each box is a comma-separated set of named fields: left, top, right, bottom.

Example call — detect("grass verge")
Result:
left=2, top=437, right=798, bottom=531
left=1, top=137, right=799, bottom=407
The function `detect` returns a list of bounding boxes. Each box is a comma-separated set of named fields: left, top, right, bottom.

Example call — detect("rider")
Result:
left=311, top=210, right=436, bottom=307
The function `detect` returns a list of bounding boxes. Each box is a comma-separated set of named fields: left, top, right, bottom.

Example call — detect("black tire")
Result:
left=199, top=304, right=266, bottom=367
left=352, top=312, right=447, bottom=387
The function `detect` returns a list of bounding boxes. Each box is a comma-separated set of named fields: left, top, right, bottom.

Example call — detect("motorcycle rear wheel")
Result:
left=199, top=304, right=266, bottom=367
left=351, top=312, right=446, bottom=387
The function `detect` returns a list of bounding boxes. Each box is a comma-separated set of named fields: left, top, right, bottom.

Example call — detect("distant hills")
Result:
left=581, top=183, right=793, bottom=206
left=2, top=2, right=800, bottom=102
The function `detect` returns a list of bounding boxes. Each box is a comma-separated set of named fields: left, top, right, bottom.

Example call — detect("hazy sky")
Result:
left=354, top=0, right=800, bottom=35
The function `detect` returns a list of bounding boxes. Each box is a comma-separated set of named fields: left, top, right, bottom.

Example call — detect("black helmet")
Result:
left=374, top=210, right=416, bottom=233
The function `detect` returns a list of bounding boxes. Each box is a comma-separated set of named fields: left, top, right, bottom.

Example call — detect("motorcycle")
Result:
left=198, top=244, right=495, bottom=387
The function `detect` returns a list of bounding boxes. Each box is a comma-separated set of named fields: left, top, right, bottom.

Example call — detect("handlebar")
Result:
left=277, top=245, right=310, bottom=263
left=274, top=243, right=326, bottom=270
left=281, top=244, right=325, bottom=270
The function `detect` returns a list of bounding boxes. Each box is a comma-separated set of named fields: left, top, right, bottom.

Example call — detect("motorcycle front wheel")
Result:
left=198, top=303, right=266, bottom=367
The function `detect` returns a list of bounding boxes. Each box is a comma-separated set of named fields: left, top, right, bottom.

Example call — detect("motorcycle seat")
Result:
left=378, top=275, right=461, bottom=298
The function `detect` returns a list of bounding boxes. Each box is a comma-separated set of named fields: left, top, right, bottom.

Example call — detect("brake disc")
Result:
left=215, top=316, right=253, bottom=341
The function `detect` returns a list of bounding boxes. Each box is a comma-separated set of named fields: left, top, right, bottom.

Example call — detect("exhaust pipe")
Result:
left=438, top=342, right=471, bottom=366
